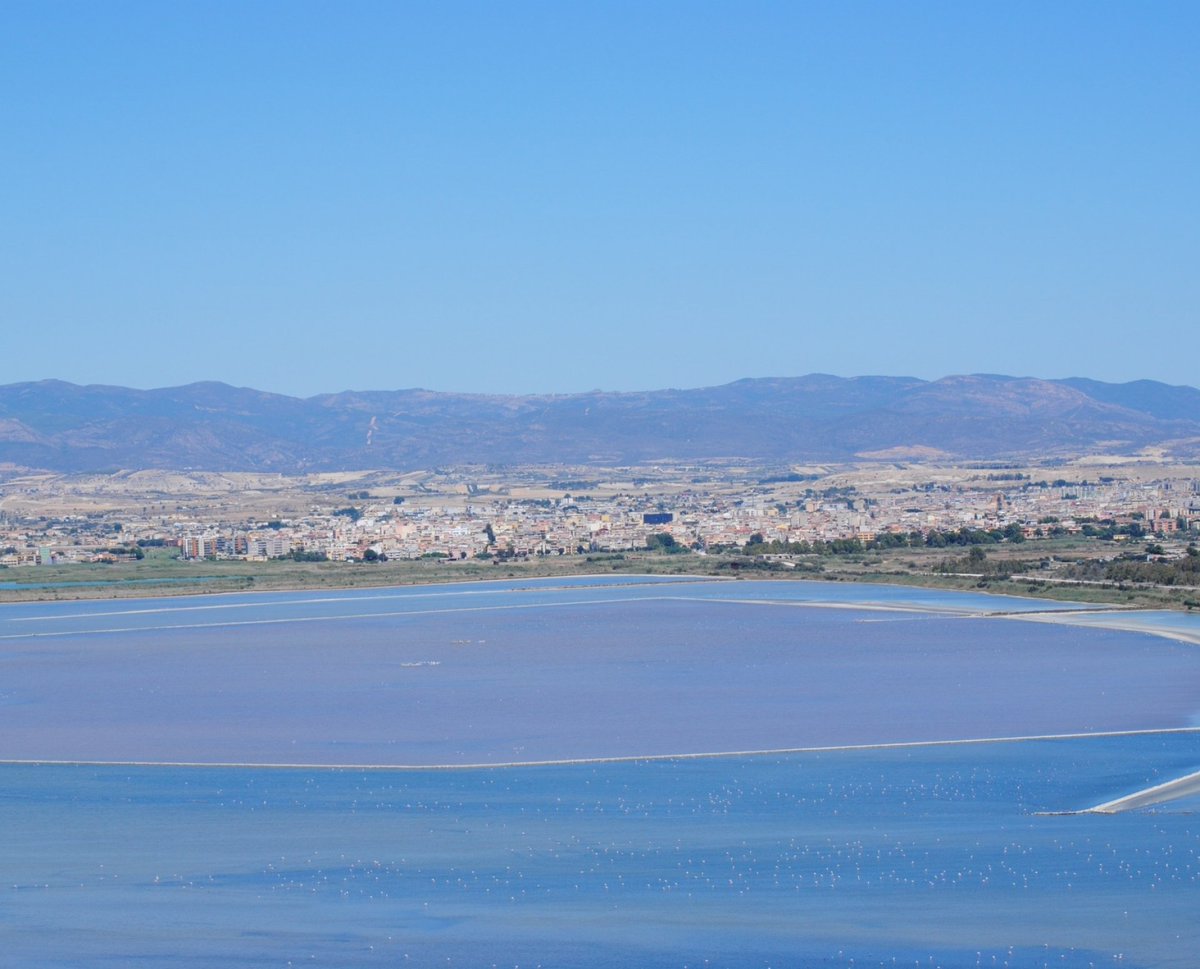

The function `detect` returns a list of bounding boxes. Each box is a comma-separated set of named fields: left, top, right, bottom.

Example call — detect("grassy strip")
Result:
left=1, top=544, right=1198, bottom=611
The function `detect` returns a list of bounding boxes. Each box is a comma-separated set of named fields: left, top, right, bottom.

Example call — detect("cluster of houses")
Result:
left=4, top=470, right=1197, bottom=568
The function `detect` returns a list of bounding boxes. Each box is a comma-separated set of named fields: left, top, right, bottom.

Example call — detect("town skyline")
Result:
left=4, top=6, right=1199, bottom=964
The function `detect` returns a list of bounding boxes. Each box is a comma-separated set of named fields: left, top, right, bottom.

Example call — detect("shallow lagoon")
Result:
left=3, top=577, right=1200, bottom=967
left=3, top=733, right=1200, bottom=968
left=2, top=578, right=1199, bottom=765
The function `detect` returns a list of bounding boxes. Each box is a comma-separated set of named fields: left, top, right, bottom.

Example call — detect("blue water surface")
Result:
left=0, top=574, right=1095, bottom=630
left=2, top=733, right=1198, bottom=968
left=3, top=589, right=1199, bottom=765
left=4, top=578, right=1200, bottom=967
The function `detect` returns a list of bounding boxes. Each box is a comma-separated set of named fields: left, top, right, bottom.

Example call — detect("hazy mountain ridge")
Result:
left=0, top=374, right=1197, bottom=472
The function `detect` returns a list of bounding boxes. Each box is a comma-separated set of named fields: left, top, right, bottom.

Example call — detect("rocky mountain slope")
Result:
left=1, top=374, right=1198, bottom=472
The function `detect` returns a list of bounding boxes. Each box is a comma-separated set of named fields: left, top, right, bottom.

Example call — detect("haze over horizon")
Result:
left=5, top=370, right=1200, bottom=401
left=2, top=2, right=1196, bottom=397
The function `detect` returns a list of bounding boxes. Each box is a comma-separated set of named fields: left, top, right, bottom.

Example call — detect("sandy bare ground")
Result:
left=2, top=726, right=1197, bottom=772
left=1002, top=610, right=1200, bottom=647
left=1085, top=768, right=1200, bottom=813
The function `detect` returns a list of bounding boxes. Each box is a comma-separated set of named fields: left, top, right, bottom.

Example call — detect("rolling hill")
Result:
left=1, top=374, right=1198, bottom=472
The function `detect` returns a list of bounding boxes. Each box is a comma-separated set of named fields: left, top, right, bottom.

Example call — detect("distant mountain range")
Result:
left=1, top=375, right=1199, bottom=472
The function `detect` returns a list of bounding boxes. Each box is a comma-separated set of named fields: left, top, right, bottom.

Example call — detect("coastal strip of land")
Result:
left=2, top=726, right=1197, bottom=773
left=1003, top=609, right=1200, bottom=647
left=1083, top=768, right=1200, bottom=814
left=1, top=576, right=1125, bottom=641
left=0, top=594, right=1079, bottom=641
left=0, top=593, right=698, bottom=640
left=0, top=574, right=717, bottom=619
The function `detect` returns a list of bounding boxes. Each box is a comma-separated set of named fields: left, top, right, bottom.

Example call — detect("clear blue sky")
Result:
left=1, top=1, right=1196, bottom=396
